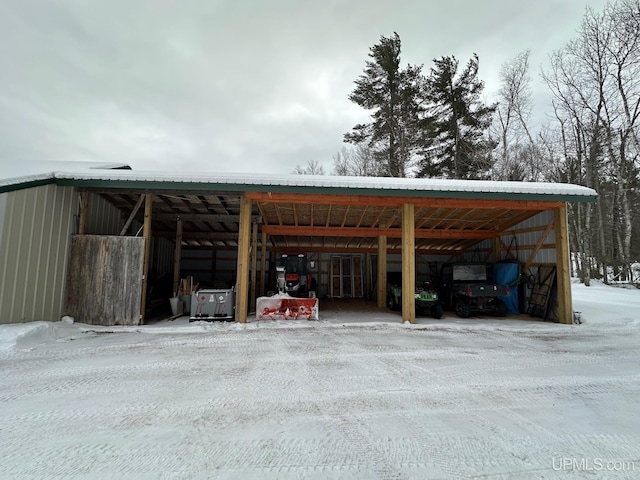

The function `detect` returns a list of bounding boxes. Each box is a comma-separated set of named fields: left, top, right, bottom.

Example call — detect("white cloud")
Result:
left=0, top=0, right=610, bottom=174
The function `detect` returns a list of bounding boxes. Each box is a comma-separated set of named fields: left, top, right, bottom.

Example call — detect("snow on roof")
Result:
left=1, top=161, right=597, bottom=201
left=53, top=169, right=598, bottom=200
left=0, top=161, right=130, bottom=191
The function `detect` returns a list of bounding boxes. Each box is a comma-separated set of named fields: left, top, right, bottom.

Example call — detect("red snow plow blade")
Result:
left=256, top=295, right=319, bottom=320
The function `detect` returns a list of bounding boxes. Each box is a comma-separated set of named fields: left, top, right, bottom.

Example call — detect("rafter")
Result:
left=340, top=205, right=350, bottom=228
left=355, top=206, right=368, bottom=228
left=244, top=192, right=563, bottom=210
left=261, top=225, right=495, bottom=239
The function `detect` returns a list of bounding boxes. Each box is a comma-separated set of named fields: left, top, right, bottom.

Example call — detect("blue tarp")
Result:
left=493, top=262, right=521, bottom=314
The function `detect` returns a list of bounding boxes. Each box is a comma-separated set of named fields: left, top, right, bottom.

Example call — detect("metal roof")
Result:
left=0, top=161, right=131, bottom=193
left=1, top=165, right=597, bottom=253
left=53, top=170, right=597, bottom=202
left=56, top=170, right=596, bottom=253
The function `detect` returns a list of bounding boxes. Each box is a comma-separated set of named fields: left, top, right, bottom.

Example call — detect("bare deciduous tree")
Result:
left=292, top=159, right=326, bottom=175
left=542, top=0, right=640, bottom=285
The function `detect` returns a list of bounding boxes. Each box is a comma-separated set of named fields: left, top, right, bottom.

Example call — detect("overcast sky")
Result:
left=0, top=0, right=611, bottom=176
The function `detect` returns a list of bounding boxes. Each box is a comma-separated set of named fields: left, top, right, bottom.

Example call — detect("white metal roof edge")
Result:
left=53, top=170, right=598, bottom=198
left=0, top=162, right=130, bottom=190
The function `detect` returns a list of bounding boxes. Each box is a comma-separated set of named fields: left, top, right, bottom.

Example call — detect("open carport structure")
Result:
left=52, top=171, right=597, bottom=325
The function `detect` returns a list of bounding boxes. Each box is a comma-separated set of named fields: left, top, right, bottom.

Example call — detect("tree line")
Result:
left=293, top=0, right=639, bottom=284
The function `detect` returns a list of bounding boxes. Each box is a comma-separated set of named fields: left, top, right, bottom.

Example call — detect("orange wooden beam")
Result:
left=261, top=225, right=495, bottom=239
left=245, top=191, right=563, bottom=210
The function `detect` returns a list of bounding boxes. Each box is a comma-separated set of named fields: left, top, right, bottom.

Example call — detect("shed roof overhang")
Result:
left=54, top=171, right=597, bottom=253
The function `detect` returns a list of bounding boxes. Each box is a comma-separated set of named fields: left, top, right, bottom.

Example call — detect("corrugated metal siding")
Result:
left=0, top=193, right=7, bottom=253
left=0, top=185, right=76, bottom=324
left=499, top=211, right=555, bottom=265
left=152, top=237, right=175, bottom=277
left=86, top=193, right=123, bottom=235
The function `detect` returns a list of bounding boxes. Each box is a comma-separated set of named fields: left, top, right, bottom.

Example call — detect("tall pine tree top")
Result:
left=344, top=33, right=423, bottom=177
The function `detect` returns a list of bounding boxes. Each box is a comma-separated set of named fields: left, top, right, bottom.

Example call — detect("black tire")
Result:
left=455, top=301, right=471, bottom=318
left=431, top=303, right=443, bottom=319
left=387, top=295, right=400, bottom=311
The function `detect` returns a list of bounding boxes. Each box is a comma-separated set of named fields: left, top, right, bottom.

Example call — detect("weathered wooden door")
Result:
left=353, top=256, right=363, bottom=297
left=331, top=256, right=341, bottom=297
left=64, top=235, right=145, bottom=326
left=330, top=255, right=364, bottom=298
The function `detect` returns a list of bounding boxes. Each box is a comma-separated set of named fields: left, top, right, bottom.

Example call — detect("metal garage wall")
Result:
left=507, top=210, right=556, bottom=265
left=180, top=248, right=242, bottom=287
left=151, top=236, right=175, bottom=278
left=85, top=192, right=124, bottom=235
left=460, top=211, right=556, bottom=266
left=0, top=184, right=76, bottom=324
left=0, top=193, right=7, bottom=255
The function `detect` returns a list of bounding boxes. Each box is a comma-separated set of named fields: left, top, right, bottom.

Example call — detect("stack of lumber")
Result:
left=176, top=276, right=199, bottom=297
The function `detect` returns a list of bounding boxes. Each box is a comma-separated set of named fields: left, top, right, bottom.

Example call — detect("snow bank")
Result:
left=1, top=282, right=638, bottom=351
left=0, top=321, right=84, bottom=351
left=571, top=280, right=640, bottom=327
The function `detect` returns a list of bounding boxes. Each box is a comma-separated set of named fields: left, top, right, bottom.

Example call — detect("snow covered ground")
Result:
left=1, top=281, right=639, bottom=479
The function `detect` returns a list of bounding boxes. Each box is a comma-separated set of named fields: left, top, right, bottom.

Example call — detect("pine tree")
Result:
left=418, top=54, right=496, bottom=179
left=344, top=33, right=423, bottom=177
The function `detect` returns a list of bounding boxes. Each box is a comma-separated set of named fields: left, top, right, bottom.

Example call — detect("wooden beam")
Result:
left=401, top=203, right=416, bottom=323
left=261, top=225, right=495, bottom=239
left=155, top=231, right=239, bottom=240
left=377, top=235, right=387, bottom=309
left=524, top=221, right=554, bottom=269
left=265, top=244, right=453, bottom=255
left=250, top=222, right=258, bottom=313
left=246, top=191, right=563, bottom=210
left=256, top=203, right=270, bottom=226
left=173, top=219, right=183, bottom=295
left=356, top=206, right=368, bottom=228
left=415, top=207, right=442, bottom=228
left=495, top=210, right=541, bottom=232
left=274, top=203, right=284, bottom=225
left=119, top=194, right=146, bottom=236
left=78, top=192, right=89, bottom=235
left=554, top=205, right=572, bottom=324
left=235, top=197, right=252, bottom=323
left=493, top=235, right=502, bottom=263
left=325, top=205, right=332, bottom=227
left=369, top=206, right=386, bottom=228
left=150, top=213, right=261, bottom=223
left=260, top=232, right=267, bottom=297
left=340, top=205, right=350, bottom=227
left=140, top=194, right=153, bottom=324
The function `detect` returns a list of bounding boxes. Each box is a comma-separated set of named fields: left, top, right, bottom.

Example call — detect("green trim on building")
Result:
left=54, top=177, right=598, bottom=203
left=0, top=178, right=56, bottom=194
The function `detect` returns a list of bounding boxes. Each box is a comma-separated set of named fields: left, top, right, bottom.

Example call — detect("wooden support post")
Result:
left=554, top=205, right=572, bottom=324
left=493, top=235, right=502, bottom=263
left=377, top=235, right=387, bottom=309
left=365, top=253, right=371, bottom=300
left=173, top=219, right=183, bottom=296
left=119, top=194, right=145, bottom=236
left=78, top=192, right=89, bottom=235
left=260, top=232, right=267, bottom=297
left=235, top=196, right=252, bottom=323
left=401, top=203, right=416, bottom=323
left=140, top=194, right=153, bottom=324
left=250, top=222, right=258, bottom=313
